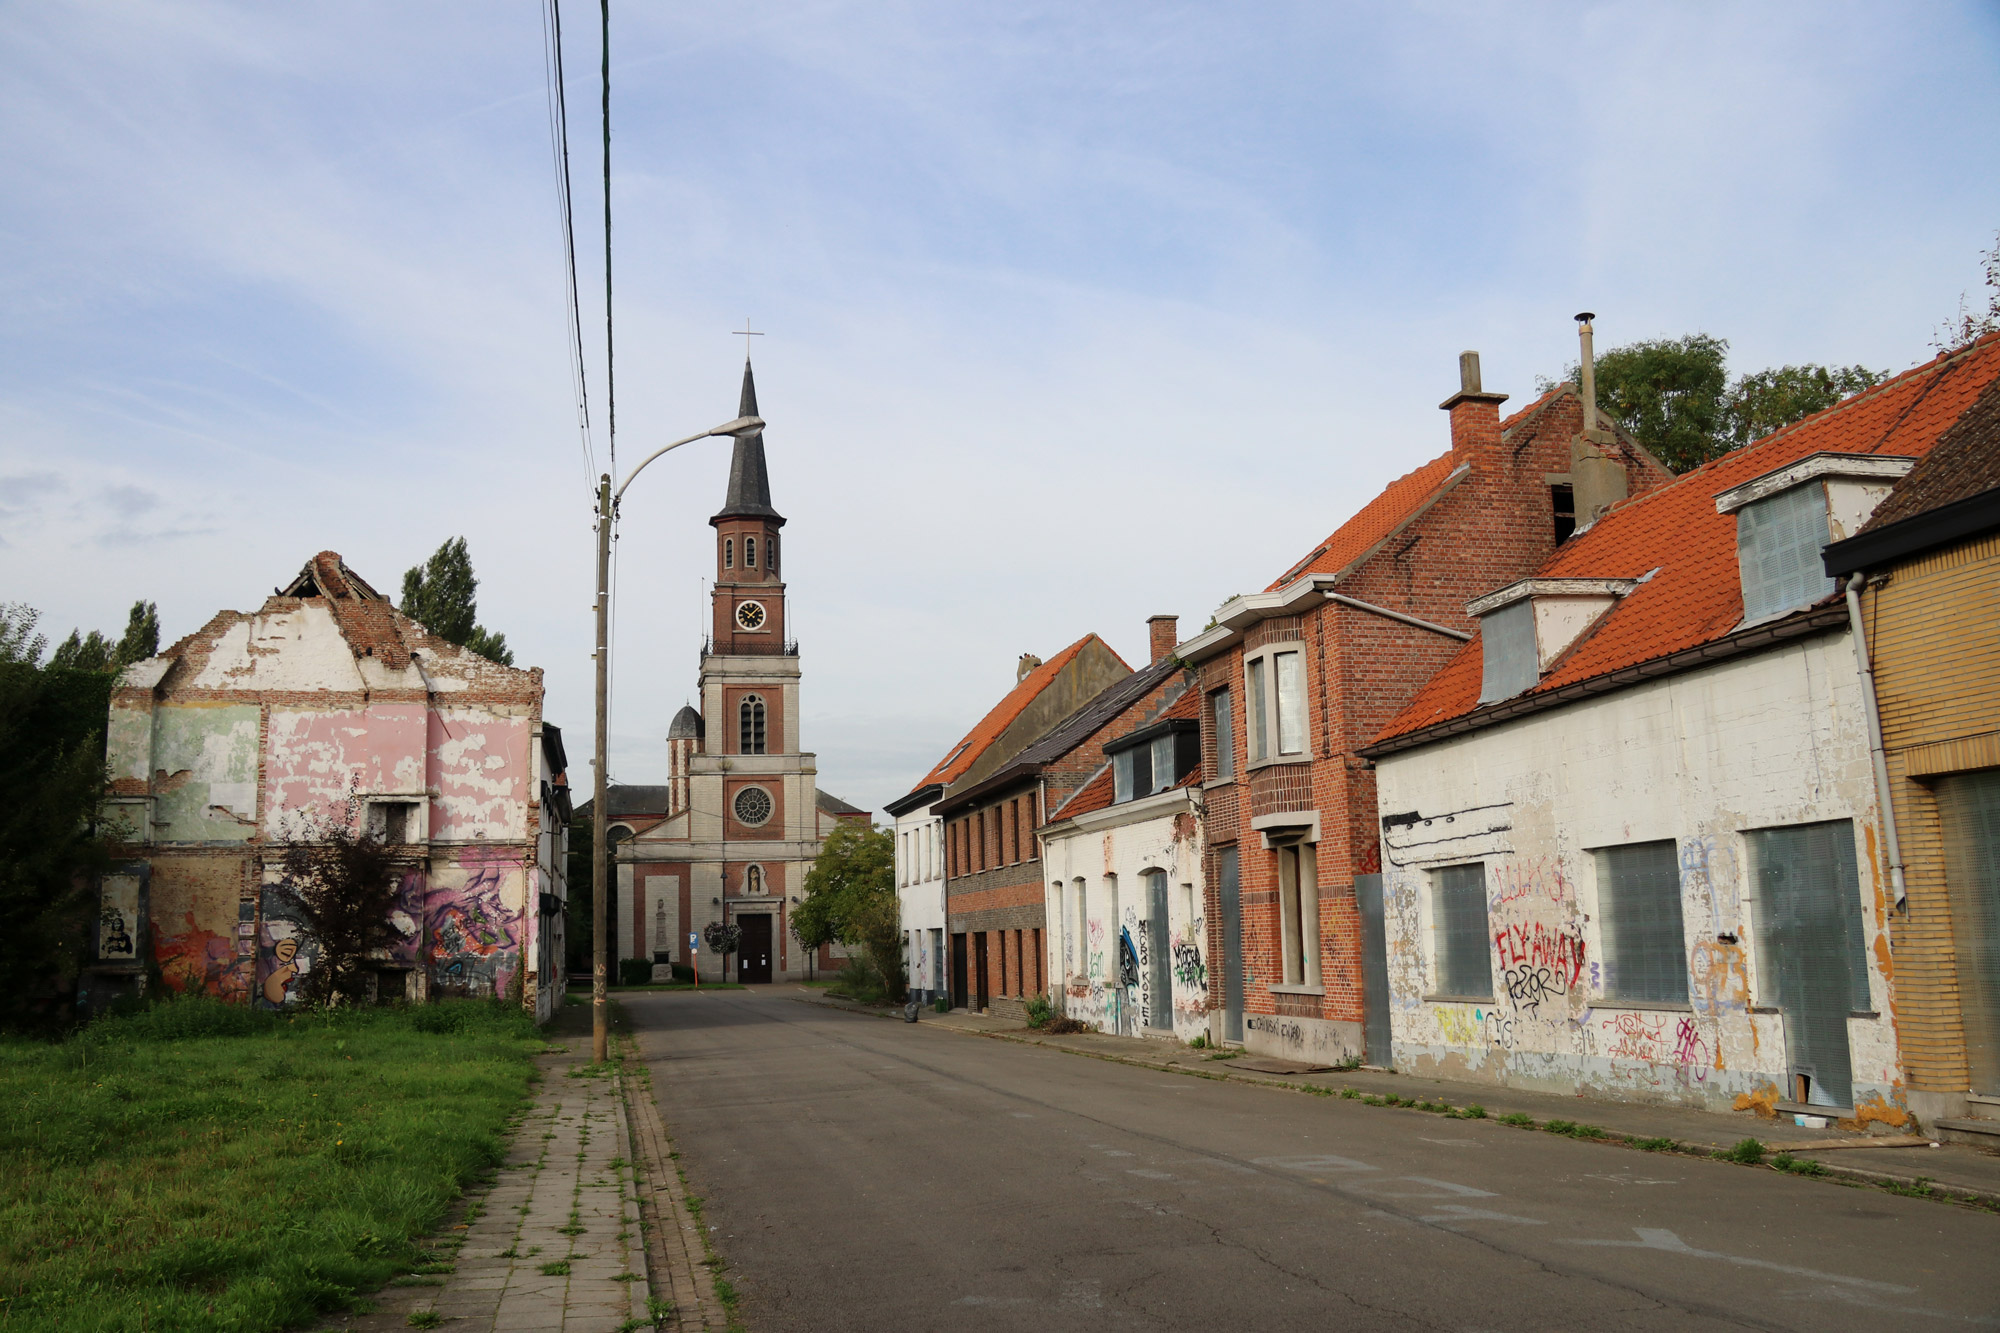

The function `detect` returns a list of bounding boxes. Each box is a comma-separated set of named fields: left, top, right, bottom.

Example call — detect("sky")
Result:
left=3, top=2, right=1997, bottom=818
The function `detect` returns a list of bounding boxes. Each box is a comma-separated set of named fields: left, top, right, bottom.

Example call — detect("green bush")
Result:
left=1188, top=1033, right=1208, bottom=1049
left=827, top=956, right=892, bottom=1004
left=1024, top=995, right=1054, bottom=1029
left=617, top=957, right=654, bottom=987
left=1771, top=1152, right=1827, bottom=1176
left=1631, top=1136, right=1679, bottom=1152
left=1722, top=1137, right=1767, bottom=1165
left=672, top=962, right=696, bottom=983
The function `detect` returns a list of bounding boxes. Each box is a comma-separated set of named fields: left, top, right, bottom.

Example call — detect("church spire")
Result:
left=711, top=359, right=784, bottom=526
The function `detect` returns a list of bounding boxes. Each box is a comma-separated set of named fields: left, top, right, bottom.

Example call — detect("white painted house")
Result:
left=885, top=784, right=947, bottom=1005
left=1359, top=350, right=1999, bottom=1129
left=1040, top=688, right=1208, bottom=1042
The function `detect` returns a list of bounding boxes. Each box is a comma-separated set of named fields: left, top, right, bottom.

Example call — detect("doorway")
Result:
left=1748, top=821, right=1869, bottom=1108
left=1219, top=846, right=1244, bottom=1043
left=950, top=933, right=968, bottom=1009
left=1356, top=873, right=1392, bottom=1067
left=974, top=932, right=990, bottom=1010
left=737, top=913, right=773, bottom=984
left=1940, top=769, right=2000, bottom=1094
left=1145, top=871, right=1171, bottom=1031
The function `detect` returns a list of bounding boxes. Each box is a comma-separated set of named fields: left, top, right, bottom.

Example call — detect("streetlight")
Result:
left=591, top=411, right=764, bottom=1063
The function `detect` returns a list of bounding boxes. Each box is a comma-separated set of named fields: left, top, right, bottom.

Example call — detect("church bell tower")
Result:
left=709, top=360, right=788, bottom=655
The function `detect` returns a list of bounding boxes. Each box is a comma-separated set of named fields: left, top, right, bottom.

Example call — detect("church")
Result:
left=599, top=361, right=868, bottom=983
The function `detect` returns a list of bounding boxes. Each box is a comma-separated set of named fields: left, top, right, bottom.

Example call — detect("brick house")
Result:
left=93, top=551, right=570, bottom=1021
left=1823, top=358, right=2000, bottom=1142
left=1363, top=333, right=2000, bottom=1124
left=1175, top=339, right=1672, bottom=1063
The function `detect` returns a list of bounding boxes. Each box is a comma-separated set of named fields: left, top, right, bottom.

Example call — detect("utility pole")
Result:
left=593, top=472, right=612, bottom=1064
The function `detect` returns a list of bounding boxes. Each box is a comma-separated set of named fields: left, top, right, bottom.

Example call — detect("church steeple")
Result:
left=708, top=358, right=789, bottom=656
left=711, top=360, right=784, bottom=527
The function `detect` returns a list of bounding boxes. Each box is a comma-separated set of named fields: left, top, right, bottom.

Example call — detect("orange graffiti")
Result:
left=1842, top=1090, right=1913, bottom=1132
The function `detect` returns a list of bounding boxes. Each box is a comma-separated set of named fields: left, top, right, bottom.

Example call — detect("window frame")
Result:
left=1428, top=861, right=1493, bottom=1001
left=738, top=693, right=767, bottom=755
left=1271, top=841, right=1322, bottom=990
left=723, top=538, right=734, bottom=569
left=1242, top=642, right=1309, bottom=767
left=745, top=536, right=758, bottom=569
left=1591, top=840, right=1690, bottom=1005
left=1210, top=686, right=1235, bottom=782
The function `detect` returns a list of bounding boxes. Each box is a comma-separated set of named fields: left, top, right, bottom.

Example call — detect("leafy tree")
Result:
left=793, top=823, right=903, bottom=1000
left=1724, top=364, right=1884, bottom=449
left=400, top=537, right=514, bottom=666
left=1541, top=334, right=1885, bottom=472
left=0, top=602, right=113, bottom=1028
left=46, top=600, right=162, bottom=674
left=271, top=785, right=408, bottom=1007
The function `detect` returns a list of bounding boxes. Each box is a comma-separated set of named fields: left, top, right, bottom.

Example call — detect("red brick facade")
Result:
left=1187, top=365, right=1672, bottom=1056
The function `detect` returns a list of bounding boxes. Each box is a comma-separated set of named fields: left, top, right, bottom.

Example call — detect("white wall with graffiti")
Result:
left=1041, top=785, right=1206, bottom=1043
left=1373, top=635, right=1911, bottom=1127
left=892, top=804, right=947, bottom=1003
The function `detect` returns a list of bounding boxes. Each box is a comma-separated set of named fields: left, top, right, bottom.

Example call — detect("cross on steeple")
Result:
left=735, top=319, right=763, bottom=361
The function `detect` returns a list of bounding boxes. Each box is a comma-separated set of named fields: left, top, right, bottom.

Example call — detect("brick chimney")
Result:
left=1146, top=614, right=1179, bottom=664
left=1439, top=349, right=1509, bottom=471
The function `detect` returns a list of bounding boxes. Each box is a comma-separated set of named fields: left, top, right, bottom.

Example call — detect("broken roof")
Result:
left=1824, top=373, right=2000, bottom=575
left=1370, top=332, right=2000, bottom=753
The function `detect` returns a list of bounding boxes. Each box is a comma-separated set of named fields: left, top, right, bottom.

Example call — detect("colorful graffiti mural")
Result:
left=424, top=854, right=521, bottom=1000
left=158, top=914, right=249, bottom=1003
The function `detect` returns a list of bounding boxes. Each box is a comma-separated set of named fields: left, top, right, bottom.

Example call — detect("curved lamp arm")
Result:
left=613, top=415, right=763, bottom=507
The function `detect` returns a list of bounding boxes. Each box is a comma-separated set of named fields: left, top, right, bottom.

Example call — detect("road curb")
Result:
left=792, top=994, right=2000, bottom=1212
left=620, top=1038, right=732, bottom=1332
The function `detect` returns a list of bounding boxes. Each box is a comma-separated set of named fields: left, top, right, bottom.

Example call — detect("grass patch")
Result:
left=408, top=1312, right=444, bottom=1329
left=539, top=1259, right=571, bottom=1276
left=1205, top=1049, right=1243, bottom=1061
left=1720, top=1137, right=1767, bottom=1165
left=1498, top=1112, right=1536, bottom=1128
left=0, top=995, right=540, bottom=1332
left=1545, top=1119, right=1607, bottom=1139
left=1630, top=1136, right=1679, bottom=1152
left=1770, top=1152, right=1828, bottom=1176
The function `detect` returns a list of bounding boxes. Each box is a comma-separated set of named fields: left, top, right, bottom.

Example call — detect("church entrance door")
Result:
left=738, top=913, right=773, bottom=984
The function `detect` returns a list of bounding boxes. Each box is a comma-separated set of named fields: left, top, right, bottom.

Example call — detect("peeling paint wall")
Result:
left=1044, top=796, right=1207, bottom=1044
left=1375, top=634, right=1907, bottom=1121
left=151, top=703, right=262, bottom=842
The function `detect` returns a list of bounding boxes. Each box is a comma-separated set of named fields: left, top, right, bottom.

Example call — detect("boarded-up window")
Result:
left=1432, top=862, right=1491, bottom=998
left=1211, top=687, right=1234, bottom=781
left=1274, top=650, right=1306, bottom=755
left=1479, top=599, right=1538, bottom=704
left=1594, top=840, right=1688, bottom=1003
left=1737, top=483, right=1835, bottom=622
left=1940, top=769, right=2000, bottom=1095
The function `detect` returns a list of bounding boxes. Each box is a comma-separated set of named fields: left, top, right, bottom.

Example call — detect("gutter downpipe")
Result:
left=1844, top=571, right=1907, bottom=913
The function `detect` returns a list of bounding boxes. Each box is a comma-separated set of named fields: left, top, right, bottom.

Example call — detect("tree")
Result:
left=1541, top=334, right=1885, bottom=472
left=46, top=600, right=161, bottom=674
left=400, top=537, right=514, bottom=666
left=1935, top=229, right=2000, bottom=353
left=1724, top=364, right=1884, bottom=449
left=271, top=785, right=408, bottom=1007
left=0, top=602, right=113, bottom=1028
left=793, top=823, right=903, bottom=1000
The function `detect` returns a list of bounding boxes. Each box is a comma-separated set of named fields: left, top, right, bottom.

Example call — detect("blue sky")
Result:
left=3, top=2, right=1997, bottom=816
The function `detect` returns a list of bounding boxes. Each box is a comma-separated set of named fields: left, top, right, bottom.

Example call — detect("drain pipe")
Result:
left=1844, top=571, right=1907, bottom=912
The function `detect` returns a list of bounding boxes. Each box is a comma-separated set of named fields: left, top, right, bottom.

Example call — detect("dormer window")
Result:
left=1107, top=721, right=1200, bottom=803
left=1714, top=452, right=1914, bottom=627
left=1471, top=577, right=1639, bottom=704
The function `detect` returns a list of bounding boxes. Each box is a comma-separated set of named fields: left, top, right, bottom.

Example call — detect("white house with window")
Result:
left=1041, top=690, right=1207, bottom=1041
left=885, top=782, right=947, bottom=1005
left=1359, top=358, right=1975, bottom=1129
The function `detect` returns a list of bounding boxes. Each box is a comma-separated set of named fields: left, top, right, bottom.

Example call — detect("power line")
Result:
left=600, top=0, right=616, bottom=478
left=539, top=0, right=594, bottom=487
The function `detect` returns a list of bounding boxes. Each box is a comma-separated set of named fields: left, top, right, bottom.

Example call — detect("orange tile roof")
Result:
left=1048, top=763, right=1115, bottom=821
left=909, top=634, right=1122, bottom=791
left=1376, top=332, right=2000, bottom=744
left=1269, top=450, right=1464, bottom=590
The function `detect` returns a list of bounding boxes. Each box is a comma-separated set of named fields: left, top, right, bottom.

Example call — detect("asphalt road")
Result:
left=625, top=987, right=2000, bottom=1332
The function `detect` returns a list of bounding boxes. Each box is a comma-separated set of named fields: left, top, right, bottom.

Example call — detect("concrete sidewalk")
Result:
left=807, top=991, right=2000, bottom=1207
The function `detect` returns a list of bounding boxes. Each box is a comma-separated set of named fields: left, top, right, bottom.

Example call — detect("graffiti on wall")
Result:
left=1493, top=921, right=1587, bottom=1015
left=255, top=891, right=316, bottom=1009
left=425, top=855, right=520, bottom=999
left=159, top=914, right=249, bottom=1003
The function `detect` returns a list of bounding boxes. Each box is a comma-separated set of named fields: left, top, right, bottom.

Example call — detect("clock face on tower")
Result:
left=735, top=600, right=767, bottom=631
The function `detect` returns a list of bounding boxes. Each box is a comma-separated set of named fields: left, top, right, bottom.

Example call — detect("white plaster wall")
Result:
left=185, top=607, right=366, bottom=693
left=893, top=809, right=947, bottom=995
left=1042, top=795, right=1206, bottom=1043
left=1375, top=632, right=1906, bottom=1119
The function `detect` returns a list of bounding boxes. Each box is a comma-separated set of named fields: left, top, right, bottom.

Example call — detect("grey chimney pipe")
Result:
left=1458, top=350, right=1482, bottom=395
left=1575, top=312, right=1597, bottom=435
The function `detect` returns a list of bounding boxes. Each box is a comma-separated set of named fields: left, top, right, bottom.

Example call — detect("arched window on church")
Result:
left=724, top=538, right=734, bottom=569
left=745, top=536, right=758, bottom=568
left=740, top=694, right=767, bottom=754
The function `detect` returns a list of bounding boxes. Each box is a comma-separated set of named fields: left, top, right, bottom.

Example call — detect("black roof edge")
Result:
left=935, top=763, right=1040, bottom=817
left=1103, top=716, right=1199, bottom=755
left=883, top=782, right=945, bottom=818
left=1823, top=485, right=2000, bottom=576
left=1358, top=603, right=1850, bottom=760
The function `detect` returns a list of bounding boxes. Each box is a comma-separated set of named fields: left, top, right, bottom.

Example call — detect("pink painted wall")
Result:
left=428, top=711, right=532, bottom=841
left=264, top=703, right=428, bottom=832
